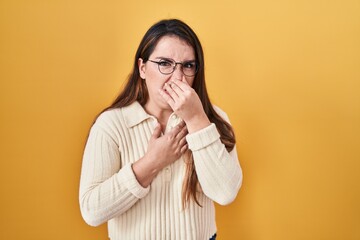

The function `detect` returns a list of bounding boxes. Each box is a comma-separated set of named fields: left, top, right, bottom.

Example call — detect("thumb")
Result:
left=181, top=75, right=189, bottom=85
left=151, top=123, right=162, bottom=139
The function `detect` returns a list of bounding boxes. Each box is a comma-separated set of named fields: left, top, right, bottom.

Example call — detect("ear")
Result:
left=138, top=58, right=146, bottom=79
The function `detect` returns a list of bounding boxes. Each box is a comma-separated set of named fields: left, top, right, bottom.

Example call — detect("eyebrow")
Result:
left=154, top=57, right=196, bottom=63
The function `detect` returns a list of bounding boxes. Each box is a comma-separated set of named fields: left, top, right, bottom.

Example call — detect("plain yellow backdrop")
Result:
left=1, top=0, right=359, bottom=239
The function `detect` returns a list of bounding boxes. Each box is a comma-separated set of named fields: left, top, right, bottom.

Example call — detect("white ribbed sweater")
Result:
left=79, top=101, right=242, bottom=240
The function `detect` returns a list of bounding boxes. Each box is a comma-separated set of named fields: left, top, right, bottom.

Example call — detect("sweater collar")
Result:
left=122, top=101, right=152, bottom=128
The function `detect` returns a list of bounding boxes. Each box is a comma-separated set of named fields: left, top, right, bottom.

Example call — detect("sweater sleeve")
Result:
left=79, top=122, right=149, bottom=227
left=185, top=109, right=242, bottom=205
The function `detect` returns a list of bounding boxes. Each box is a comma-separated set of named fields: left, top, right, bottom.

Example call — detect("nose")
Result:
left=172, top=63, right=183, bottom=80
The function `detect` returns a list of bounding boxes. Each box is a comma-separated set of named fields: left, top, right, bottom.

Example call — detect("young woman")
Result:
left=79, top=19, right=242, bottom=240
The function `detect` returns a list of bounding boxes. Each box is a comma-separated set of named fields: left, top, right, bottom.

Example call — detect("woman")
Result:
left=79, top=19, right=242, bottom=240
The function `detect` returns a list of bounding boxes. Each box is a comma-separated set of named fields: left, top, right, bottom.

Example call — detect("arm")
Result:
left=186, top=120, right=242, bottom=205
left=79, top=123, right=149, bottom=227
left=79, top=114, right=189, bottom=226
left=159, top=79, right=243, bottom=205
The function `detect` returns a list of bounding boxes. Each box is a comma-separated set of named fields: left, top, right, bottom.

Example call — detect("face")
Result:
left=138, top=35, right=196, bottom=111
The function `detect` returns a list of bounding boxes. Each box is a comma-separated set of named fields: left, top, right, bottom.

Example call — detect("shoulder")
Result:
left=91, top=108, right=126, bottom=140
left=95, top=108, right=123, bottom=128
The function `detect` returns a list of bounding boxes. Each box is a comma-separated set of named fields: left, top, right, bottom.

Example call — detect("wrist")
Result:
left=185, top=113, right=211, bottom=133
left=132, top=155, right=160, bottom=187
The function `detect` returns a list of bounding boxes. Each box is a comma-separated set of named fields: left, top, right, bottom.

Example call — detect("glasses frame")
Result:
left=148, top=59, right=198, bottom=77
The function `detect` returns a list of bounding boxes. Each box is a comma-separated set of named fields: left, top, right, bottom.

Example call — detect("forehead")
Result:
left=150, top=35, right=195, bottom=60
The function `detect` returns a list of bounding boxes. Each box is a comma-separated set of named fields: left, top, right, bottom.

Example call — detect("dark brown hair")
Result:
left=99, top=19, right=235, bottom=208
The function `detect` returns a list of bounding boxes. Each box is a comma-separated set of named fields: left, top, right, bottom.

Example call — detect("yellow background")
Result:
left=1, top=0, right=359, bottom=239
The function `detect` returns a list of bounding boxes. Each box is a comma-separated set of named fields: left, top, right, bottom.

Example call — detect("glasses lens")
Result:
left=158, top=61, right=173, bottom=74
left=156, top=60, right=198, bottom=76
left=182, top=62, right=197, bottom=76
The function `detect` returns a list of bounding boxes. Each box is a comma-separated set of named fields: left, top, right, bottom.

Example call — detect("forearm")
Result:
left=79, top=164, right=149, bottom=226
left=79, top=123, right=150, bottom=226
left=132, top=155, right=162, bottom=187
left=186, top=124, right=242, bottom=205
left=193, top=140, right=242, bottom=205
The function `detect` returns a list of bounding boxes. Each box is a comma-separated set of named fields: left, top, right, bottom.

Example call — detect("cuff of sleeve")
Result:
left=119, top=163, right=150, bottom=199
left=186, top=123, right=220, bottom=151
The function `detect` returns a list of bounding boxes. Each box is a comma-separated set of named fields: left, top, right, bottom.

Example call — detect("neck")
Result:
left=144, top=101, right=173, bottom=130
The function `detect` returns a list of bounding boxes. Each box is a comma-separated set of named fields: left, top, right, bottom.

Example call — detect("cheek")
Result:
left=185, top=77, right=195, bottom=87
left=145, top=69, right=162, bottom=86
left=146, top=75, right=169, bottom=92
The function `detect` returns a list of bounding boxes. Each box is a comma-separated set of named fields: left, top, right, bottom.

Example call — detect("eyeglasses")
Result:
left=148, top=59, right=198, bottom=77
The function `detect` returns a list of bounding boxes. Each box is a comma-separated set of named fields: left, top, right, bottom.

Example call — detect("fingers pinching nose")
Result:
left=163, top=82, right=175, bottom=89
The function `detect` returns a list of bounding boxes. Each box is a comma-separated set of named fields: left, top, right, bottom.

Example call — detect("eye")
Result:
left=183, top=62, right=196, bottom=69
left=158, top=60, right=172, bottom=67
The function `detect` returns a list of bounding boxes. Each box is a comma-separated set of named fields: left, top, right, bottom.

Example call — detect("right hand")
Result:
left=146, top=121, right=188, bottom=169
left=132, top=121, right=188, bottom=187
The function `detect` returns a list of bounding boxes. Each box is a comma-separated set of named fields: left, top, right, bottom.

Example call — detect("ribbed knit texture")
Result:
left=79, top=101, right=242, bottom=240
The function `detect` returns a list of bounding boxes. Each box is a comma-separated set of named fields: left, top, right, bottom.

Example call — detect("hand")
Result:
left=146, top=121, right=188, bottom=168
left=132, top=122, right=188, bottom=187
left=132, top=121, right=188, bottom=187
left=158, top=77, right=211, bottom=133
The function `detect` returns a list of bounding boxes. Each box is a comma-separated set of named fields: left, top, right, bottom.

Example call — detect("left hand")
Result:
left=158, top=77, right=211, bottom=133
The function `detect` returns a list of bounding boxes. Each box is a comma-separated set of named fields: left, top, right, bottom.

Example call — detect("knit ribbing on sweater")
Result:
left=79, top=101, right=242, bottom=240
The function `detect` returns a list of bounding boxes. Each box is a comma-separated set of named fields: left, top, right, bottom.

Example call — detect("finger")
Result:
left=173, top=78, right=191, bottom=90
left=158, top=88, right=175, bottom=108
left=175, top=126, right=188, bottom=140
left=169, top=80, right=184, bottom=96
left=181, top=75, right=188, bottom=83
left=151, top=123, right=162, bottom=140
left=164, top=82, right=180, bottom=100
left=180, top=144, right=188, bottom=154
left=178, top=136, right=187, bottom=147
left=162, top=121, right=183, bottom=141
left=172, top=121, right=186, bottom=132
left=177, top=120, right=186, bottom=128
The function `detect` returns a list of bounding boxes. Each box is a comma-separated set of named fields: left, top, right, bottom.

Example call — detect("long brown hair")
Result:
left=99, top=19, right=235, bottom=208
